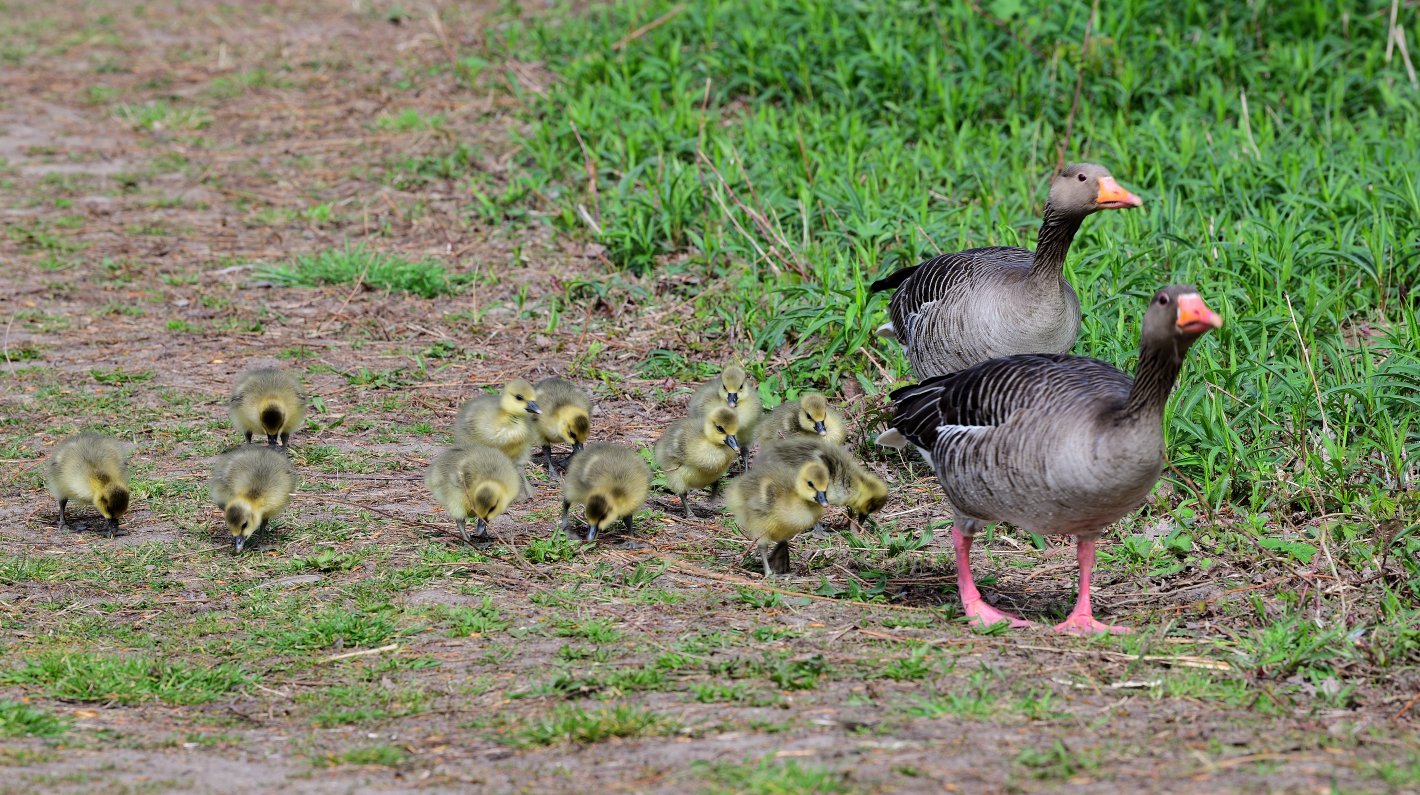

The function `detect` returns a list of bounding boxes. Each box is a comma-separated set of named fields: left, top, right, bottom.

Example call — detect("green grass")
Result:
left=694, top=757, right=857, bottom=794
left=0, top=701, right=68, bottom=738
left=255, top=244, right=460, bottom=298
left=503, top=703, right=672, bottom=747
left=0, top=654, right=252, bottom=706
left=482, top=0, right=1420, bottom=652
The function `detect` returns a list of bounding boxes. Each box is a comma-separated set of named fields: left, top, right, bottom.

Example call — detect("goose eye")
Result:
left=515, top=394, right=524, bottom=400
left=1077, top=173, right=1087, bottom=182
left=716, top=426, right=725, bottom=433
left=1158, top=294, right=1170, bottom=305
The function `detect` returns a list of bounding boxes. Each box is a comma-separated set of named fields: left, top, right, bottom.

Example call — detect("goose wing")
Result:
left=888, top=353, right=1130, bottom=451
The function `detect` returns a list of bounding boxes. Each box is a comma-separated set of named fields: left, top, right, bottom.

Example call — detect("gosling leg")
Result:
left=679, top=492, right=691, bottom=518
left=760, top=545, right=774, bottom=579
left=280, top=432, right=290, bottom=452
left=768, top=541, right=791, bottom=575
left=455, top=518, right=469, bottom=544
left=812, top=522, right=832, bottom=538
left=558, top=500, right=573, bottom=540
left=57, top=498, right=70, bottom=532
left=543, top=445, right=558, bottom=479
left=244, top=432, right=253, bottom=444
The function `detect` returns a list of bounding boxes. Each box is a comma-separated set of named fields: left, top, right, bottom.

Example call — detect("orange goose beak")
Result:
left=1096, top=176, right=1143, bottom=209
left=1176, top=294, right=1223, bottom=334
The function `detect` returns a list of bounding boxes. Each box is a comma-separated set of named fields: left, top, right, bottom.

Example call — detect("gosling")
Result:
left=754, top=392, right=846, bottom=448
left=689, top=362, right=762, bottom=469
left=425, top=444, right=522, bottom=544
left=230, top=367, right=306, bottom=451
left=44, top=432, right=130, bottom=537
left=209, top=445, right=300, bottom=554
left=727, top=460, right=831, bottom=578
left=453, top=378, right=541, bottom=496
left=559, top=442, right=651, bottom=543
left=653, top=407, right=739, bottom=518
left=757, top=437, right=889, bottom=536
left=532, top=377, right=592, bottom=478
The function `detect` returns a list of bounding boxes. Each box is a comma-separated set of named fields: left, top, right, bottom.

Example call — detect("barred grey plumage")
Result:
left=870, top=163, right=1142, bottom=378
left=881, top=285, right=1222, bottom=635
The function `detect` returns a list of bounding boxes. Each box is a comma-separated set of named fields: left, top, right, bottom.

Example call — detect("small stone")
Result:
left=255, top=574, right=323, bottom=589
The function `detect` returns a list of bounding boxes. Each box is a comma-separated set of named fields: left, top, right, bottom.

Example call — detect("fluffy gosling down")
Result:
left=757, top=436, right=888, bottom=535
left=755, top=392, right=846, bottom=447
left=425, top=444, right=522, bottom=544
left=229, top=367, right=306, bottom=450
left=44, top=432, right=130, bottom=537
left=454, top=378, right=540, bottom=468
left=532, top=377, right=592, bottom=477
left=728, top=460, right=831, bottom=578
left=209, top=445, right=300, bottom=554
left=689, top=363, right=762, bottom=468
left=559, top=442, right=651, bottom=543
left=654, top=407, right=740, bottom=518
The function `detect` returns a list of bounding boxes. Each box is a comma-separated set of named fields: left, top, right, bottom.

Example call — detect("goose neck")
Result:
left=1121, top=341, right=1186, bottom=421
left=1029, top=205, right=1085, bottom=284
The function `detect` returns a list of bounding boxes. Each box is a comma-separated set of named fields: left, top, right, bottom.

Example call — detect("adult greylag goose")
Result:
left=871, top=163, right=1142, bottom=378
left=877, top=285, right=1221, bottom=634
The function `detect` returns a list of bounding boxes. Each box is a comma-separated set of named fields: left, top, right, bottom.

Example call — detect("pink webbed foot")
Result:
left=1052, top=613, right=1131, bottom=636
left=963, top=597, right=1034, bottom=630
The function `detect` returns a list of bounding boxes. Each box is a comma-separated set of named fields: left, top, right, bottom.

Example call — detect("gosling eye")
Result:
left=716, top=426, right=725, bottom=433
left=1077, top=173, right=1087, bottom=182
left=1158, top=294, right=1170, bottom=305
left=515, top=394, right=524, bottom=400
left=242, top=521, right=249, bottom=529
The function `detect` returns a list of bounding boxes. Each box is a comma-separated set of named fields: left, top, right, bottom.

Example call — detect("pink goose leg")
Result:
left=953, top=526, right=1032, bottom=629
left=1053, top=537, right=1132, bottom=635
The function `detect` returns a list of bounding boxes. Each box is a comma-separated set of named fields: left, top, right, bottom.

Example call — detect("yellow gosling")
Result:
left=559, top=442, right=651, bottom=543
left=209, top=445, right=299, bottom=554
left=44, top=432, right=130, bottom=538
left=425, top=444, right=522, bottom=544
left=727, top=460, right=831, bottom=578
left=653, top=407, right=739, bottom=518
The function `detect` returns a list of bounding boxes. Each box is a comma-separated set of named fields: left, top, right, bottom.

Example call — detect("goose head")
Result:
left=1051, top=163, right=1143, bottom=217
left=718, top=364, right=749, bottom=408
left=795, top=461, right=832, bottom=507
left=704, top=407, right=740, bottom=453
left=798, top=392, right=831, bottom=436
left=501, top=378, right=541, bottom=417
left=1143, top=285, right=1223, bottom=361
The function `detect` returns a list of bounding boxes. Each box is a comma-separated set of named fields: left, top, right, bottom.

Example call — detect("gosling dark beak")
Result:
left=1176, top=293, right=1224, bottom=335
left=725, top=434, right=740, bottom=452
left=1095, top=176, right=1143, bottom=209
left=526, top=401, right=542, bottom=415
left=475, top=516, right=489, bottom=537
left=815, top=491, right=829, bottom=507
left=586, top=523, right=599, bottom=543
left=572, top=441, right=584, bottom=454
left=233, top=535, right=246, bottom=554
left=266, top=435, right=279, bottom=447
left=107, top=517, right=120, bottom=538
left=726, top=392, right=738, bottom=408
left=814, top=420, right=827, bottom=436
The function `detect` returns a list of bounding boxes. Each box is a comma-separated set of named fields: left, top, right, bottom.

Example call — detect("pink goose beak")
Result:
left=1176, top=294, right=1223, bottom=334
left=1096, top=176, right=1143, bottom=209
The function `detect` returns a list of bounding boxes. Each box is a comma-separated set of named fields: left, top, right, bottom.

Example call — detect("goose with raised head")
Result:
left=872, top=163, right=1142, bottom=378
left=877, top=286, right=1221, bottom=634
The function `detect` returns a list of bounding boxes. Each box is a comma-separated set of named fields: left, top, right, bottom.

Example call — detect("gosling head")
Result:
left=470, top=482, right=509, bottom=538
left=258, top=401, right=287, bottom=437
left=718, top=364, right=749, bottom=408
left=95, top=482, right=130, bottom=537
left=225, top=501, right=256, bottom=554
left=1050, top=163, right=1143, bottom=219
left=855, top=473, right=889, bottom=517
left=561, top=410, right=591, bottom=453
left=795, top=461, right=831, bottom=507
left=584, top=488, right=626, bottom=542
left=500, top=379, right=541, bottom=417
left=704, top=407, right=740, bottom=453
left=798, top=393, right=830, bottom=436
